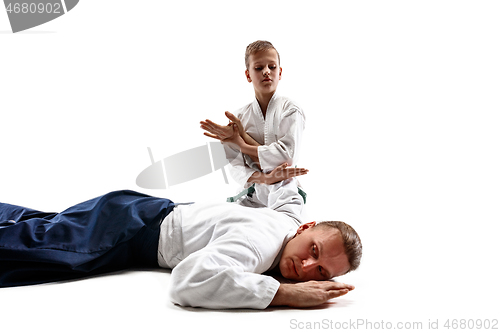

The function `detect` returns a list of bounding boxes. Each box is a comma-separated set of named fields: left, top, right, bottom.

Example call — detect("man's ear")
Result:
left=245, top=69, right=252, bottom=82
left=296, top=221, right=316, bottom=235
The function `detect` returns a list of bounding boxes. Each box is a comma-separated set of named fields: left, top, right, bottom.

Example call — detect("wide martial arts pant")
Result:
left=0, top=190, right=175, bottom=287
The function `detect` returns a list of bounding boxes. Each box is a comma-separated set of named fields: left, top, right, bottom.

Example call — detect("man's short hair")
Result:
left=245, top=40, right=280, bottom=69
left=315, top=221, right=362, bottom=273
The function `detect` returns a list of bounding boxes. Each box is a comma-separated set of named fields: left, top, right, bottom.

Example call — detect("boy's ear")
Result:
left=279, top=67, right=282, bottom=80
left=245, top=69, right=252, bottom=82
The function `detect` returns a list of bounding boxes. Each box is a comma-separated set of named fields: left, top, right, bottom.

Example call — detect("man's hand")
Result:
left=270, top=281, right=355, bottom=308
left=248, top=163, right=309, bottom=185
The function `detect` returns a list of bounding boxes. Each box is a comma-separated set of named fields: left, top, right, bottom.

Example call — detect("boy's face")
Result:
left=279, top=222, right=351, bottom=282
left=245, top=49, right=282, bottom=96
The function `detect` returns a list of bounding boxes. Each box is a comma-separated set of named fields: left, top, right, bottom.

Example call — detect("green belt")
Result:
left=227, top=183, right=307, bottom=204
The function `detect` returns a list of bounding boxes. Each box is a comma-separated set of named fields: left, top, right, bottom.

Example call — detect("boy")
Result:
left=201, top=41, right=307, bottom=216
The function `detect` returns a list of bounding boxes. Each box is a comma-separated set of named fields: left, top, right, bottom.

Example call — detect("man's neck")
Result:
left=264, top=265, right=283, bottom=278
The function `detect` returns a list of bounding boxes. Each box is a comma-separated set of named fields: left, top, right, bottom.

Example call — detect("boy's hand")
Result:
left=200, top=119, right=234, bottom=140
left=267, top=163, right=308, bottom=184
left=224, top=111, right=245, bottom=137
left=202, top=112, right=261, bottom=148
left=221, top=124, right=246, bottom=147
left=225, top=111, right=261, bottom=147
left=249, top=163, right=309, bottom=185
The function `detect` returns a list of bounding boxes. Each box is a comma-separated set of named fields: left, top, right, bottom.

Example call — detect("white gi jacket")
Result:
left=224, top=93, right=306, bottom=215
left=157, top=199, right=302, bottom=309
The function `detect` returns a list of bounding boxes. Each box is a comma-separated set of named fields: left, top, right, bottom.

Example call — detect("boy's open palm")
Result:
left=200, top=119, right=234, bottom=140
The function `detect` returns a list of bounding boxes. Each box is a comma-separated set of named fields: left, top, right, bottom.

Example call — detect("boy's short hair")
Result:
left=245, top=40, right=280, bottom=69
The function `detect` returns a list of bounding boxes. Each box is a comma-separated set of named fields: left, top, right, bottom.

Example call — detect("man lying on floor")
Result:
left=0, top=185, right=362, bottom=310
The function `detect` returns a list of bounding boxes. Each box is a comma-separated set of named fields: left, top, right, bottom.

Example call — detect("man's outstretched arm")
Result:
left=269, top=281, right=355, bottom=308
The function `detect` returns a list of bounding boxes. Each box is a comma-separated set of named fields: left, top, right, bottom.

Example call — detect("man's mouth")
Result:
left=291, top=259, right=299, bottom=277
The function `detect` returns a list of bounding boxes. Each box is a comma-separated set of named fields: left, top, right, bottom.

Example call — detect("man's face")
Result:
left=279, top=222, right=350, bottom=281
left=245, top=49, right=282, bottom=96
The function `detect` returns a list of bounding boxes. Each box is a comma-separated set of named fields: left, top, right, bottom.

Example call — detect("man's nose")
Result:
left=301, top=258, right=317, bottom=273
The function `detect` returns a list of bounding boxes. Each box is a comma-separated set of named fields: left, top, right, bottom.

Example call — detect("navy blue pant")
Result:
left=0, top=190, right=175, bottom=287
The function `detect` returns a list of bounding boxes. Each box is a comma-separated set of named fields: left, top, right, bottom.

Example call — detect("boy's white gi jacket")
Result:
left=224, top=93, right=306, bottom=215
left=157, top=198, right=302, bottom=309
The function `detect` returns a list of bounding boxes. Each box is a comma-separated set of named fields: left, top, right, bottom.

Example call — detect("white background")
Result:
left=1, top=1, right=499, bottom=332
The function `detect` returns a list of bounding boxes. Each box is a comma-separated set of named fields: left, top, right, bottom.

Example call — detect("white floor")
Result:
left=2, top=1, right=499, bottom=332
left=1, top=158, right=498, bottom=333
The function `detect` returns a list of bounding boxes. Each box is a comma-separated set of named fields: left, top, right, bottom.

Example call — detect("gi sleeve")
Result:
left=169, top=237, right=280, bottom=309
left=257, top=108, right=305, bottom=173
left=223, top=142, right=259, bottom=187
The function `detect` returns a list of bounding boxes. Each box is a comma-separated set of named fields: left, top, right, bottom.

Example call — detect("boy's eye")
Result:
left=312, top=244, right=318, bottom=257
